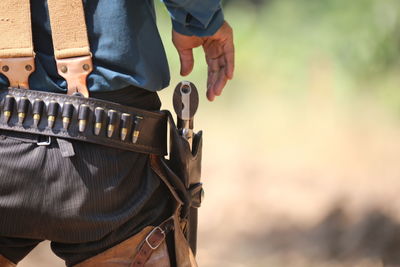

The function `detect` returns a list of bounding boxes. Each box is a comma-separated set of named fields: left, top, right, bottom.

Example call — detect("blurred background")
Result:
left=20, top=0, right=400, bottom=266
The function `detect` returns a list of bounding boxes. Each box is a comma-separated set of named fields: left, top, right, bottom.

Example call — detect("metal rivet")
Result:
left=82, top=64, right=90, bottom=71
left=2, top=65, right=9, bottom=72
left=60, top=66, right=68, bottom=73
left=25, top=65, right=32, bottom=71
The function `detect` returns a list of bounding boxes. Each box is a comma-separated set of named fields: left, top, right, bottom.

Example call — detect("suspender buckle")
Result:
left=0, top=57, right=35, bottom=89
left=56, top=55, right=93, bottom=98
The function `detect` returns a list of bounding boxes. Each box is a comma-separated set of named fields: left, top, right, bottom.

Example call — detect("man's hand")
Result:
left=172, top=21, right=235, bottom=101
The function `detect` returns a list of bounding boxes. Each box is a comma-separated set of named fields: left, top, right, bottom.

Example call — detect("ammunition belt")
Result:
left=0, top=87, right=167, bottom=155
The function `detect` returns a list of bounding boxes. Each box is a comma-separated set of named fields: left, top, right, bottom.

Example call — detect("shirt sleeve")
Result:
left=162, top=0, right=224, bottom=36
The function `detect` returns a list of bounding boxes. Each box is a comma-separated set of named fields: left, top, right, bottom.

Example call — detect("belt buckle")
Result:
left=145, top=226, right=166, bottom=250
left=37, top=135, right=52, bottom=146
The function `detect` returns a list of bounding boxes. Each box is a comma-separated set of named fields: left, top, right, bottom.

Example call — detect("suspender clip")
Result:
left=0, top=57, right=35, bottom=89
left=56, top=55, right=93, bottom=98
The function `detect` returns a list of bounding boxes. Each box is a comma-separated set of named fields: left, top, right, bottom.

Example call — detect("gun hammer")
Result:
left=173, top=81, right=199, bottom=150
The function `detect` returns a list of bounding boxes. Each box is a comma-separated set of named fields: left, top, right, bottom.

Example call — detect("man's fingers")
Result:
left=206, top=56, right=221, bottom=72
left=206, top=54, right=230, bottom=101
left=213, top=56, right=228, bottom=96
left=207, top=69, right=218, bottom=91
left=207, top=72, right=227, bottom=101
left=206, top=88, right=215, bottom=102
left=213, top=69, right=228, bottom=96
left=224, top=42, right=235, bottom=80
left=207, top=66, right=228, bottom=101
left=178, top=48, right=194, bottom=76
left=207, top=69, right=218, bottom=101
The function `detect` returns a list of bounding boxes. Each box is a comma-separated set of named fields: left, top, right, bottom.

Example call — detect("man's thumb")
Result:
left=178, top=48, right=194, bottom=76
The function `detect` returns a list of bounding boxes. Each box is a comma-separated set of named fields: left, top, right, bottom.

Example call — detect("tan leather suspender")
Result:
left=0, top=0, right=93, bottom=97
left=47, top=0, right=93, bottom=97
left=0, top=0, right=35, bottom=89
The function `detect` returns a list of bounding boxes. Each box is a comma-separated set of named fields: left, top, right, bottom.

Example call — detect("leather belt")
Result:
left=0, top=87, right=167, bottom=155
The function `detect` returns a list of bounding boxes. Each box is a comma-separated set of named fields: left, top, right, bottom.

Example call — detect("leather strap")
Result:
left=150, top=155, right=185, bottom=207
left=47, top=0, right=92, bottom=97
left=130, top=218, right=174, bottom=267
left=0, top=0, right=35, bottom=89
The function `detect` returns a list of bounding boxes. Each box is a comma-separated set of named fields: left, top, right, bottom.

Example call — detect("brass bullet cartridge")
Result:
left=107, top=110, right=118, bottom=138
left=132, top=116, right=143, bottom=144
left=62, top=102, right=74, bottom=129
left=94, top=107, right=105, bottom=135
left=120, top=113, right=131, bottom=141
left=47, top=101, right=59, bottom=128
left=78, top=104, right=89, bottom=132
left=17, top=97, right=29, bottom=124
left=33, top=99, right=44, bottom=127
left=3, top=95, right=15, bottom=123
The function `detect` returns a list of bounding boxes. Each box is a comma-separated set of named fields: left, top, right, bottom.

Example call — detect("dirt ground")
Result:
left=17, top=92, right=400, bottom=267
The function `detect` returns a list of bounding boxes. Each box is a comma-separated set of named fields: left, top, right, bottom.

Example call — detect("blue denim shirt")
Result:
left=0, top=0, right=224, bottom=93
